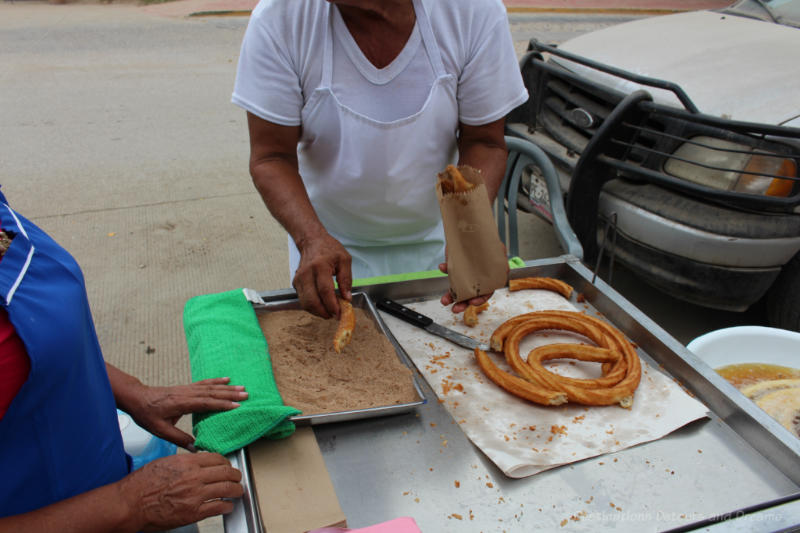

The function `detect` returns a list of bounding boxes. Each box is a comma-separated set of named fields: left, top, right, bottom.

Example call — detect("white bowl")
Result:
left=687, top=326, right=800, bottom=370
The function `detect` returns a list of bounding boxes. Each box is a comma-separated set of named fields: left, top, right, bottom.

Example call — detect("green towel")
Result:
left=351, top=256, right=526, bottom=286
left=183, top=289, right=301, bottom=455
left=508, top=256, right=526, bottom=269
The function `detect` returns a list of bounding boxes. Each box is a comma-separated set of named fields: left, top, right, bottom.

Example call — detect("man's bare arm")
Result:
left=246, top=112, right=351, bottom=317
left=457, top=117, right=508, bottom=202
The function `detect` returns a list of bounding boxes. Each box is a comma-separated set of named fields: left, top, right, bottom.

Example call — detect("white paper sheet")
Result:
left=379, top=288, right=709, bottom=478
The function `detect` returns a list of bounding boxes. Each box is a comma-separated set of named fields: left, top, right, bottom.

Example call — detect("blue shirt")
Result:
left=0, top=189, right=130, bottom=517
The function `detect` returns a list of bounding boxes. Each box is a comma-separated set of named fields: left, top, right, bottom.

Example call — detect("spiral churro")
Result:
left=477, top=310, right=641, bottom=408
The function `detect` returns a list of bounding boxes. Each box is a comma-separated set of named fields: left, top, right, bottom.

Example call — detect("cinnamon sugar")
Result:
left=258, top=308, right=419, bottom=415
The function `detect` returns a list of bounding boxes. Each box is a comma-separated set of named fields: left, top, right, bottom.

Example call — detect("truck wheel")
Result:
left=766, top=251, right=800, bottom=332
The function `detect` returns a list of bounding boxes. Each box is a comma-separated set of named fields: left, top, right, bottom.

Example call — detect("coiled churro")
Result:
left=477, top=310, right=641, bottom=408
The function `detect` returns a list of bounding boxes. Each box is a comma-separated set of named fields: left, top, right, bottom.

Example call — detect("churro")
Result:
left=478, top=310, right=641, bottom=408
left=439, top=164, right=475, bottom=194
left=463, top=302, right=489, bottom=327
left=508, top=277, right=574, bottom=299
left=333, top=298, right=355, bottom=353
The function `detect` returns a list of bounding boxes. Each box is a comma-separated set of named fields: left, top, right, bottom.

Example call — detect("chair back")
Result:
left=496, top=136, right=583, bottom=260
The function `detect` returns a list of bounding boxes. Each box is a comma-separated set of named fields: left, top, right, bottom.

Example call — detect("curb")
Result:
left=188, top=9, right=251, bottom=16
left=188, top=7, right=686, bottom=17
left=505, top=6, right=682, bottom=14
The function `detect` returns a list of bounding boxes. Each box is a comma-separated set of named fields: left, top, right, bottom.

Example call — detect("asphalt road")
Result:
left=1, top=5, right=764, bottom=530
left=2, top=0, right=762, bottom=390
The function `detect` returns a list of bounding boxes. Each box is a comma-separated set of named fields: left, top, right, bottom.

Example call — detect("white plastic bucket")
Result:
left=687, top=326, right=800, bottom=370
left=117, top=409, right=177, bottom=469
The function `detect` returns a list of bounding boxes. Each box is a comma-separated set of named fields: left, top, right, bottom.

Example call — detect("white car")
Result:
left=507, top=0, right=800, bottom=330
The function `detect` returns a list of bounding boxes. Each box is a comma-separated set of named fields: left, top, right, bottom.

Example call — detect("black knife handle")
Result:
left=376, top=298, right=433, bottom=328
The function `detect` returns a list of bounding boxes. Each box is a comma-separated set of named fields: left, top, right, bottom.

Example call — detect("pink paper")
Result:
left=309, top=516, right=421, bottom=533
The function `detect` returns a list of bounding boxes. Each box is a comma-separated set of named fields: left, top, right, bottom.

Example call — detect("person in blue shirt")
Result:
left=0, top=188, right=246, bottom=532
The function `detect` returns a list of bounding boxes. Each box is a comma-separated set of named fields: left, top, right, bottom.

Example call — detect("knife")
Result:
left=376, top=297, right=490, bottom=351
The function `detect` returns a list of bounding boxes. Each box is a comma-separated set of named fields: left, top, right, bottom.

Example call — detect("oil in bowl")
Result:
left=715, top=363, right=800, bottom=389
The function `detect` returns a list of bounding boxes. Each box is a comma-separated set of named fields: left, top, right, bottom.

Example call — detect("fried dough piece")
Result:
left=481, top=310, right=641, bottom=408
left=741, top=379, right=800, bottom=401
left=439, top=164, right=474, bottom=194
left=333, top=298, right=355, bottom=353
left=756, top=388, right=800, bottom=436
left=526, top=344, right=622, bottom=389
left=463, top=302, right=489, bottom=327
left=438, top=175, right=455, bottom=194
left=475, top=348, right=568, bottom=406
left=508, top=277, right=574, bottom=299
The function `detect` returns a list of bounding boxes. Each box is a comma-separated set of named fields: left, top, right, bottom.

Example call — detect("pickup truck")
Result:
left=506, top=0, right=800, bottom=331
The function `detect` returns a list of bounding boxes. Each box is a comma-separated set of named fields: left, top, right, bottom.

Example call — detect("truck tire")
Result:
left=766, top=251, right=800, bottom=333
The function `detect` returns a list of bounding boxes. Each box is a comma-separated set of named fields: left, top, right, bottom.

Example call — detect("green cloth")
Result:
left=351, top=256, right=526, bottom=286
left=183, top=289, right=301, bottom=455
left=508, top=256, right=526, bottom=269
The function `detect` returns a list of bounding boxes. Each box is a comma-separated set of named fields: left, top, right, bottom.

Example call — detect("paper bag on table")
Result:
left=436, top=164, right=508, bottom=302
left=250, top=427, right=347, bottom=533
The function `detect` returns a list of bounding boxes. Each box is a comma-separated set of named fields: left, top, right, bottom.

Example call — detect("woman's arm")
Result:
left=0, top=452, right=242, bottom=533
left=247, top=112, right=352, bottom=318
left=106, top=363, right=246, bottom=450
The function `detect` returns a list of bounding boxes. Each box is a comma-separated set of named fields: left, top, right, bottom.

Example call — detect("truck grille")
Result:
left=507, top=40, right=800, bottom=213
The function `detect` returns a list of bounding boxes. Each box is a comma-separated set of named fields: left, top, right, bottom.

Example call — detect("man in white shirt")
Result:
left=233, top=0, right=527, bottom=318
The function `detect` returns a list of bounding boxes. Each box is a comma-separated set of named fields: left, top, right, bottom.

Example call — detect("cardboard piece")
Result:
left=249, top=427, right=347, bottom=533
left=436, top=165, right=508, bottom=302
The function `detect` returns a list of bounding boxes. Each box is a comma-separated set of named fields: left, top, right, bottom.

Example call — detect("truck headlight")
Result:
left=664, top=136, right=797, bottom=197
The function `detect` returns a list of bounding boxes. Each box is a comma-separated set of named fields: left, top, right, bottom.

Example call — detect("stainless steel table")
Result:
left=226, top=257, right=800, bottom=532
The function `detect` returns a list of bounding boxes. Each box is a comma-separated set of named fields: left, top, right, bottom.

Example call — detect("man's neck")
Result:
left=336, top=1, right=416, bottom=69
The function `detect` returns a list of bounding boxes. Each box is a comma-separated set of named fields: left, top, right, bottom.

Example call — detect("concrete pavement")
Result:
left=141, top=0, right=734, bottom=18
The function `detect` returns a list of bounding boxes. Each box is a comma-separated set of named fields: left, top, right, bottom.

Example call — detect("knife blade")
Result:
left=376, top=297, right=490, bottom=352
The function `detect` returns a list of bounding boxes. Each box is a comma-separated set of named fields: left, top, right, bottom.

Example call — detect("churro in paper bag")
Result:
left=436, top=164, right=508, bottom=303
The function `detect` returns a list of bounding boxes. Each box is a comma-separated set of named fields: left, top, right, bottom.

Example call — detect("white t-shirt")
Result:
left=232, top=0, right=528, bottom=127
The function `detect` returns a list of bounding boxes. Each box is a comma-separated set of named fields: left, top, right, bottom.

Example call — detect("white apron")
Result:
left=288, top=0, right=459, bottom=280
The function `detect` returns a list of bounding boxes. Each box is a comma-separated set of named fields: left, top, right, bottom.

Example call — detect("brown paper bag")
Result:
left=249, top=427, right=347, bottom=533
left=436, top=165, right=508, bottom=302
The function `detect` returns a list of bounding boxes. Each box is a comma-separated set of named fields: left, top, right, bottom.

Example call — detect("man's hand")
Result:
left=438, top=260, right=495, bottom=313
left=122, top=377, right=247, bottom=450
left=121, top=453, right=243, bottom=532
left=438, top=117, right=508, bottom=313
left=246, top=112, right=352, bottom=319
left=293, top=232, right=352, bottom=319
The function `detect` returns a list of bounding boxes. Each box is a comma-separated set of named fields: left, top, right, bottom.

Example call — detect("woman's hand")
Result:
left=123, top=378, right=247, bottom=450
left=121, top=452, right=243, bottom=532
left=0, top=452, right=242, bottom=533
left=106, top=364, right=247, bottom=450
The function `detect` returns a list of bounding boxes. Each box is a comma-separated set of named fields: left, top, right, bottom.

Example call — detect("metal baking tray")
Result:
left=228, top=257, right=800, bottom=532
left=250, top=291, right=426, bottom=426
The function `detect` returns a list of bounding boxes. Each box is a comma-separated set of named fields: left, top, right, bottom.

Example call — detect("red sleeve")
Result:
left=0, top=307, right=30, bottom=421
left=0, top=222, right=31, bottom=420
